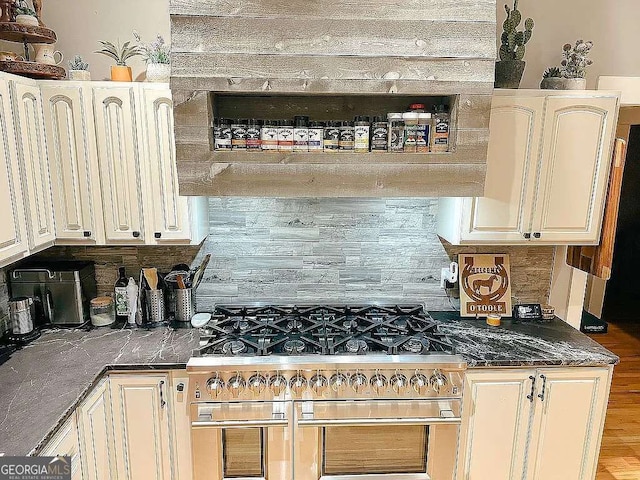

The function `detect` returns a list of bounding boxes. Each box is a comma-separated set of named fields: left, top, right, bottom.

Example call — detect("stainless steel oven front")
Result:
left=187, top=358, right=465, bottom=480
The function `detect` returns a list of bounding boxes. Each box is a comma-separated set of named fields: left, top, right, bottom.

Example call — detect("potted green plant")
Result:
left=13, top=0, right=38, bottom=26
left=134, top=32, right=171, bottom=83
left=540, top=67, right=563, bottom=89
left=495, top=0, right=534, bottom=89
left=540, top=40, right=594, bottom=90
left=68, top=55, right=90, bottom=81
left=95, top=39, right=140, bottom=82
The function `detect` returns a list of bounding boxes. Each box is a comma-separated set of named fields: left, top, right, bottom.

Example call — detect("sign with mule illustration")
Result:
left=458, top=254, right=512, bottom=317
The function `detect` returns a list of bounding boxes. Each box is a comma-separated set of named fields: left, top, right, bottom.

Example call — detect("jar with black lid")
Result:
left=231, top=119, right=248, bottom=150
left=371, top=116, right=389, bottom=152
left=308, top=121, right=324, bottom=151
left=214, top=118, right=232, bottom=150
left=246, top=119, right=262, bottom=150
left=339, top=121, right=355, bottom=152
left=324, top=121, right=341, bottom=152
left=293, top=115, right=309, bottom=152
left=354, top=115, right=371, bottom=153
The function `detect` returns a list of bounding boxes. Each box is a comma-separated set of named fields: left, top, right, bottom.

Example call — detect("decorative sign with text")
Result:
left=458, top=254, right=512, bottom=317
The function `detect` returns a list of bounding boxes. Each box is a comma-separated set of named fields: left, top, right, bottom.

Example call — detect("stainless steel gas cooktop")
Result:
left=194, top=304, right=455, bottom=357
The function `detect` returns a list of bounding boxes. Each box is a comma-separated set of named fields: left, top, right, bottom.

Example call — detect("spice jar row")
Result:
left=213, top=104, right=450, bottom=154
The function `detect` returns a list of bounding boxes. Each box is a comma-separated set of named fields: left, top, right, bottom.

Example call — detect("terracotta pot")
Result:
left=110, top=65, right=132, bottom=82
left=540, top=77, right=587, bottom=90
left=495, top=60, right=526, bottom=89
left=15, top=14, right=38, bottom=26
left=69, top=70, right=91, bottom=81
left=146, top=63, right=170, bottom=83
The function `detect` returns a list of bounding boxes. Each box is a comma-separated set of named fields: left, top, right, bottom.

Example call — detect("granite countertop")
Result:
left=431, top=312, right=620, bottom=367
left=0, top=326, right=198, bottom=456
left=0, top=313, right=618, bottom=456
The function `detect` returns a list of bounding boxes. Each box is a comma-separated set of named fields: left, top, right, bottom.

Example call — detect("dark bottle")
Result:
left=114, top=266, right=129, bottom=323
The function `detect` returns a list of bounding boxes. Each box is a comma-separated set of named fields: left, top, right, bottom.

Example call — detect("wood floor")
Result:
left=590, top=321, right=640, bottom=479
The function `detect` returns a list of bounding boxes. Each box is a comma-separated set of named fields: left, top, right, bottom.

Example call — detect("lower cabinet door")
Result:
left=39, top=413, right=82, bottom=480
left=526, top=367, right=611, bottom=480
left=109, top=374, right=173, bottom=480
left=458, top=370, right=533, bottom=480
left=78, top=378, right=116, bottom=480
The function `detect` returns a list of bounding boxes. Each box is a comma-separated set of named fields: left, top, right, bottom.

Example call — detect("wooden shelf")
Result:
left=0, top=21, right=56, bottom=44
left=0, top=60, right=65, bottom=79
left=207, top=150, right=472, bottom=165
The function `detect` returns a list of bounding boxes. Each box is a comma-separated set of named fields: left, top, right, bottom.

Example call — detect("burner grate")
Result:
left=196, top=305, right=453, bottom=357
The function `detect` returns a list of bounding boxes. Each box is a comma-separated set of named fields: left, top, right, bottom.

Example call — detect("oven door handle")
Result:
left=191, top=419, right=289, bottom=429
left=296, top=417, right=461, bottom=427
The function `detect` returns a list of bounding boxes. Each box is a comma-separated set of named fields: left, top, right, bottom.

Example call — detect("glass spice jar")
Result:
left=261, top=119, right=279, bottom=152
left=370, top=115, right=389, bottom=153
left=324, top=121, right=341, bottom=152
left=214, top=118, right=232, bottom=150
left=388, top=113, right=405, bottom=152
left=354, top=115, right=371, bottom=153
left=308, top=121, right=324, bottom=151
left=231, top=119, right=248, bottom=150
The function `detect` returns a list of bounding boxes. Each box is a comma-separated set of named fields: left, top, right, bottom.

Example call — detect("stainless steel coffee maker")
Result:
left=7, top=296, right=40, bottom=344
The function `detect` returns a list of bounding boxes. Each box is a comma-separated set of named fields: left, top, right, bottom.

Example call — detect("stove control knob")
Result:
left=430, top=370, right=448, bottom=394
left=370, top=373, right=388, bottom=393
left=206, top=376, right=225, bottom=397
left=310, top=374, right=328, bottom=395
left=390, top=373, right=408, bottom=394
left=411, top=372, right=430, bottom=395
left=350, top=372, right=368, bottom=393
left=269, top=374, right=287, bottom=396
left=330, top=372, right=348, bottom=392
left=227, top=374, right=246, bottom=398
left=248, top=374, right=267, bottom=396
left=290, top=373, right=308, bottom=396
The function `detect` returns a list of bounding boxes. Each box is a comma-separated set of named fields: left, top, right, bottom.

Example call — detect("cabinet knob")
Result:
left=83, top=231, right=91, bottom=238
left=533, top=232, right=542, bottom=239
left=154, top=232, right=162, bottom=239
left=523, top=233, right=531, bottom=239
left=132, top=231, right=141, bottom=238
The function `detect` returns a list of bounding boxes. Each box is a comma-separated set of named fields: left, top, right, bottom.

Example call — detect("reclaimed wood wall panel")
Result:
left=169, top=0, right=496, bottom=23
left=172, top=16, right=496, bottom=59
left=177, top=162, right=486, bottom=197
left=170, top=0, right=496, bottom=197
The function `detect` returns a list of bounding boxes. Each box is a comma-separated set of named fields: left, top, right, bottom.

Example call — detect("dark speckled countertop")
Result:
left=0, top=326, right=198, bottom=456
left=0, top=313, right=618, bottom=456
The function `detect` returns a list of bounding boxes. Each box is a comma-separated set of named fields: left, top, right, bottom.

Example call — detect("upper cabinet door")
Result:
left=526, top=368, right=611, bottom=480
left=460, top=96, right=545, bottom=243
left=12, top=80, right=56, bottom=250
left=531, top=96, right=618, bottom=244
left=140, top=86, right=191, bottom=243
left=0, top=77, right=28, bottom=265
left=93, top=87, right=145, bottom=243
left=41, top=84, right=102, bottom=243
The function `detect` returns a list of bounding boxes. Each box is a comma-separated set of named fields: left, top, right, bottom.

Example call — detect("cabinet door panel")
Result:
left=12, top=81, right=55, bottom=250
left=462, top=96, right=544, bottom=243
left=110, top=374, right=172, bottom=480
left=141, top=87, right=191, bottom=242
left=42, top=85, right=100, bottom=242
left=458, top=370, right=533, bottom=480
left=527, top=368, right=611, bottom=480
left=532, top=97, right=618, bottom=244
left=93, top=87, right=145, bottom=243
left=40, top=413, right=82, bottom=479
left=0, top=78, right=28, bottom=264
left=78, top=379, right=115, bottom=480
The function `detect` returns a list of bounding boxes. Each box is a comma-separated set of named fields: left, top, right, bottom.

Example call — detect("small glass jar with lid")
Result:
left=90, top=296, right=115, bottom=327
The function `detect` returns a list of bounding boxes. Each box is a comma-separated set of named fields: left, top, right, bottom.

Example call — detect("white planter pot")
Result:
left=146, top=63, right=170, bottom=83
left=15, top=14, right=38, bottom=26
left=561, top=78, right=588, bottom=90
left=69, top=70, right=91, bottom=81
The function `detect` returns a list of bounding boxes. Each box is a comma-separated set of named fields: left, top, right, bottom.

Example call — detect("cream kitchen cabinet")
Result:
left=10, top=77, right=56, bottom=252
left=458, top=367, right=612, bottom=480
left=0, top=75, right=29, bottom=267
left=77, top=378, right=116, bottom=480
left=109, top=373, right=174, bottom=480
left=39, top=413, right=83, bottom=480
left=438, top=91, right=619, bottom=246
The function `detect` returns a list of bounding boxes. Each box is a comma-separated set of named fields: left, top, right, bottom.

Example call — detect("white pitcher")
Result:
left=33, top=43, right=63, bottom=65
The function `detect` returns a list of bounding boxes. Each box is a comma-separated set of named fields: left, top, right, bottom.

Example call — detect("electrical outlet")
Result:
left=440, top=262, right=459, bottom=288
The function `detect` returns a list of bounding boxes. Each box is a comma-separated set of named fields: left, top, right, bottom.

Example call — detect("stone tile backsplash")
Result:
left=0, top=198, right=556, bottom=321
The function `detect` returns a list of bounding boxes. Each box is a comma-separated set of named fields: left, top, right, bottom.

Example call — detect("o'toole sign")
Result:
left=458, top=254, right=512, bottom=317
